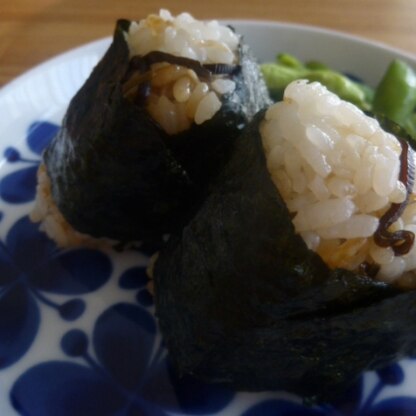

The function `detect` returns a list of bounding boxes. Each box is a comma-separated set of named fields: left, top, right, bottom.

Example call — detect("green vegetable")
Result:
left=305, top=60, right=329, bottom=71
left=261, top=53, right=372, bottom=110
left=373, top=59, right=416, bottom=127
left=261, top=53, right=416, bottom=139
left=260, top=63, right=301, bottom=100
left=277, top=53, right=304, bottom=69
left=355, top=82, right=375, bottom=105
left=306, top=70, right=369, bottom=109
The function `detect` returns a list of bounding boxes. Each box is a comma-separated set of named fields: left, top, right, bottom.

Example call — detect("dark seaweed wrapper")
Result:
left=154, top=111, right=416, bottom=402
left=43, top=19, right=270, bottom=242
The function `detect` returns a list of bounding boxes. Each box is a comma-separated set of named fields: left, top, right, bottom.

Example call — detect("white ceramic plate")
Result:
left=0, top=20, right=416, bottom=416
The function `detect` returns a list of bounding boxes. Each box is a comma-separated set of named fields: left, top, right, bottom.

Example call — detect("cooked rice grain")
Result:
left=261, top=80, right=416, bottom=286
left=124, top=10, right=238, bottom=134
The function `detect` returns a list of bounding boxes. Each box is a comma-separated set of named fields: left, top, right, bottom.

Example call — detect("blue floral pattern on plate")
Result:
left=11, top=303, right=234, bottom=416
left=2, top=20, right=416, bottom=415
left=0, top=121, right=235, bottom=416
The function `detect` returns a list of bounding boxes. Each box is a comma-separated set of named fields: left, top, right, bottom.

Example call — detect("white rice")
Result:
left=261, top=80, right=416, bottom=287
left=124, top=10, right=238, bottom=135
left=127, top=10, right=239, bottom=64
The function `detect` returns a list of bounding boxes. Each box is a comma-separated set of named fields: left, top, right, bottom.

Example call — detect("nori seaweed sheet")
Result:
left=43, top=19, right=270, bottom=242
left=154, top=111, right=416, bottom=402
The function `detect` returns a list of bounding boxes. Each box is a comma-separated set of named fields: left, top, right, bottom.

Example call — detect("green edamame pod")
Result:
left=260, top=64, right=306, bottom=100
left=261, top=54, right=372, bottom=109
left=277, top=53, right=304, bottom=69
left=373, top=59, right=416, bottom=126
left=305, top=60, right=329, bottom=70
left=306, top=70, right=369, bottom=109
left=261, top=62, right=369, bottom=109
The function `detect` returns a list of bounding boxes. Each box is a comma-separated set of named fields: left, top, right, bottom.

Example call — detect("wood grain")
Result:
left=1, top=0, right=415, bottom=86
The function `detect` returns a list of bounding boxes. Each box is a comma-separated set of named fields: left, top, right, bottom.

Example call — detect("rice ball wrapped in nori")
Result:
left=31, top=10, right=270, bottom=247
left=154, top=80, right=416, bottom=401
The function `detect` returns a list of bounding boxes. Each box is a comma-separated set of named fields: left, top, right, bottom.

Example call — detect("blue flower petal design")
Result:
left=367, top=397, right=416, bottom=416
left=34, top=249, right=113, bottom=295
left=58, top=299, right=86, bottom=321
left=4, top=216, right=112, bottom=295
left=119, top=267, right=149, bottom=289
left=241, top=399, right=327, bottom=416
left=1, top=121, right=58, bottom=204
left=6, top=216, right=53, bottom=270
left=0, top=214, right=113, bottom=369
left=136, top=290, right=153, bottom=307
left=93, top=303, right=156, bottom=391
left=4, top=147, right=21, bottom=162
left=376, top=363, right=404, bottom=386
left=0, top=165, right=38, bottom=203
left=119, top=266, right=153, bottom=307
left=0, top=284, right=40, bottom=369
left=0, top=241, right=19, bottom=286
left=26, top=121, right=59, bottom=155
left=10, top=361, right=126, bottom=416
left=11, top=301, right=235, bottom=415
left=61, top=329, right=89, bottom=357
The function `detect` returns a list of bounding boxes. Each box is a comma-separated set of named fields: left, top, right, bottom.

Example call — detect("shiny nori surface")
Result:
left=154, top=111, right=411, bottom=401
left=43, top=20, right=270, bottom=242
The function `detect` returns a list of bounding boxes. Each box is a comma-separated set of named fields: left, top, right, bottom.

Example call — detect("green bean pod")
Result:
left=261, top=54, right=371, bottom=109
left=373, top=59, right=416, bottom=126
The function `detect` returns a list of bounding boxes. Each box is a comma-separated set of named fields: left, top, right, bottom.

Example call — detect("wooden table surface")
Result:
left=1, top=0, right=416, bottom=87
